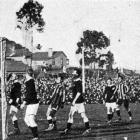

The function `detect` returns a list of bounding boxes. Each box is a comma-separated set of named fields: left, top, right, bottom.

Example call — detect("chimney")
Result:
left=48, top=48, right=53, bottom=57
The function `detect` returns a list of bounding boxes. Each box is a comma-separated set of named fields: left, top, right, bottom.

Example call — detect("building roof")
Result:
left=3, top=37, right=67, bottom=60
left=32, top=51, right=67, bottom=61
left=11, top=48, right=31, bottom=57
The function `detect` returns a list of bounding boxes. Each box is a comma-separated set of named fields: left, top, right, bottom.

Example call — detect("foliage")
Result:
left=76, top=30, right=110, bottom=66
left=16, top=0, right=45, bottom=32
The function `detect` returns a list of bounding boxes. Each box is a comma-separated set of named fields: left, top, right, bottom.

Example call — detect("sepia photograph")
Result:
left=0, top=0, right=140, bottom=139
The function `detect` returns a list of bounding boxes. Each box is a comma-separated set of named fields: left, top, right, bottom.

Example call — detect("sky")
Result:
left=0, top=0, right=140, bottom=70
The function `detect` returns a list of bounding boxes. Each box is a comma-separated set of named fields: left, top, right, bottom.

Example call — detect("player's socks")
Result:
left=53, top=120, right=56, bottom=125
left=107, top=114, right=113, bottom=125
left=30, top=127, right=38, bottom=138
left=53, top=120, right=57, bottom=130
left=83, top=122, right=91, bottom=136
left=48, top=119, right=53, bottom=124
left=9, top=121, right=20, bottom=136
left=116, top=110, right=120, bottom=116
left=107, top=114, right=112, bottom=121
left=110, top=113, right=113, bottom=120
left=128, top=110, right=132, bottom=121
left=13, top=120, right=19, bottom=129
left=60, top=123, right=72, bottom=135
left=67, top=122, right=72, bottom=130
left=13, top=120, right=20, bottom=133
left=111, top=113, right=114, bottom=119
left=128, top=110, right=132, bottom=117
left=45, top=119, right=54, bottom=131
left=85, top=122, right=90, bottom=129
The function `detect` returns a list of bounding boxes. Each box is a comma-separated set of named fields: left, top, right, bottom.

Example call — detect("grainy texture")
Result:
left=1, top=103, right=140, bottom=140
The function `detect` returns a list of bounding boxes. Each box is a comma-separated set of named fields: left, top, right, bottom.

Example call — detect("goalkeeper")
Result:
left=8, top=73, right=21, bottom=136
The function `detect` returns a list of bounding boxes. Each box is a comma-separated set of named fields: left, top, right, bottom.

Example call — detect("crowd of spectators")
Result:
left=85, top=76, right=140, bottom=104
left=6, top=73, right=140, bottom=105
left=35, top=76, right=73, bottom=105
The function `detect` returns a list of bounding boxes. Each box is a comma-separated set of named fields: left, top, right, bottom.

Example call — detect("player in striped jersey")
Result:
left=45, top=73, right=67, bottom=131
left=116, top=75, right=132, bottom=122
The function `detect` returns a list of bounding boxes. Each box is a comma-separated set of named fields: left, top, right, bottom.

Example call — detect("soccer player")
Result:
left=8, top=73, right=21, bottom=135
left=103, top=78, right=117, bottom=125
left=45, top=73, right=67, bottom=131
left=60, top=68, right=91, bottom=135
left=116, top=75, right=132, bottom=122
left=20, top=68, right=39, bottom=140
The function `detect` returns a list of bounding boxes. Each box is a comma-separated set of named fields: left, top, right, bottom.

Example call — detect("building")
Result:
left=0, top=38, right=69, bottom=74
left=32, top=48, right=69, bottom=70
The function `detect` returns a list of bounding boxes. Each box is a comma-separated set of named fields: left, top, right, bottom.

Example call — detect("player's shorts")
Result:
left=106, top=102, right=117, bottom=113
left=70, top=103, right=85, bottom=114
left=25, top=103, right=39, bottom=116
left=9, top=105, right=18, bottom=114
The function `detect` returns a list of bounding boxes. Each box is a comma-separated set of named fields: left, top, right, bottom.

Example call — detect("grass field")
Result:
left=1, top=103, right=140, bottom=140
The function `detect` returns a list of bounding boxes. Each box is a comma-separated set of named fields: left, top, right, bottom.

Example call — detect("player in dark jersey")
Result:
left=45, top=73, right=67, bottom=131
left=115, top=75, right=132, bottom=122
left=103, top=78, right=117, bottom=125
left=8, top=73, right=21, bottom=136
left=60, top=68, right=91, bottom=136
left=20, top=68, right=39, bottom=140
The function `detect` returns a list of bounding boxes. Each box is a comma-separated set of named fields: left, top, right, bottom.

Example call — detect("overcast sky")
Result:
left=0, top=0, right=140, bottom=70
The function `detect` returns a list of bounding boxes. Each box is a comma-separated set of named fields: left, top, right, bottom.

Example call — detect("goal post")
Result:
left=82, top=47, right=85, bottom=94
left=0, top=37, right=8, bottom=140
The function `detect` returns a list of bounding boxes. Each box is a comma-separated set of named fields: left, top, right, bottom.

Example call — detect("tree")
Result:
left=76, top=30, right=110, bottom=66
left=16, top=0, right=45, bottom=53
left=16, top=0, right=45, bottom=32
